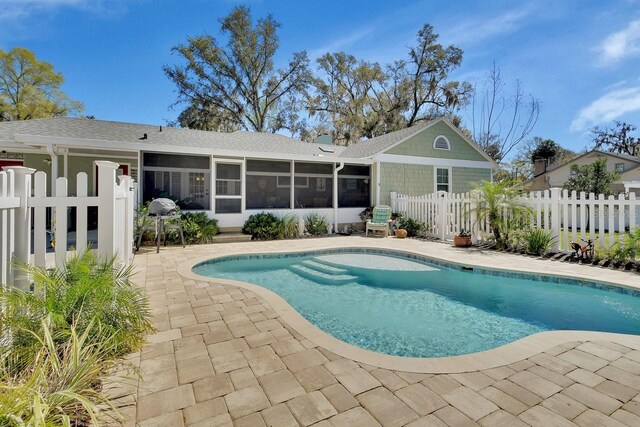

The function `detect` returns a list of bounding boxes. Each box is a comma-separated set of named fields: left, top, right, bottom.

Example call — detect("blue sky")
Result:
left=1, top=0, right=640, bottom=156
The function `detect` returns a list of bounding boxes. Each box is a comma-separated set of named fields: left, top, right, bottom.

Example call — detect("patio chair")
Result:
left=366, top=205, right=392, bottom=237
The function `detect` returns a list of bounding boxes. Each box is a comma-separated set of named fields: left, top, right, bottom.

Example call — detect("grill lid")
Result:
left=148, top=198, right=178, bottom=216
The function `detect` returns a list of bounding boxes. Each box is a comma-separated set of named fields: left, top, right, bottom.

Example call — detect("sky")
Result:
left=1, top=0, right=640, bottom=157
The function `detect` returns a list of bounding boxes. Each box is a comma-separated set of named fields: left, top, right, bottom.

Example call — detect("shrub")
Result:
left=0, top=320, right=126, bottom=425
left=242, top=212, right=283, bottom=240
left=305, top=213, right=329, bottom=236
left=397, top=217, right=426, bottom=237
left=175, top=212, right=219, bottom=244
left=0, top=251, right=155, bottom=369
left=279, top=214, right=299, bottom=239
left=606, top=228, right=640, bottom=263
left=523, top=228, right=554, bottom=255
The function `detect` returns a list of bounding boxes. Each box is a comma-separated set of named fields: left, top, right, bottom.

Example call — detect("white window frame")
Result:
left=434, top=166, right=452, bottom=193
left=213, top=160, right=243, bottom=214
left=433, top=135, right=451, bottom=151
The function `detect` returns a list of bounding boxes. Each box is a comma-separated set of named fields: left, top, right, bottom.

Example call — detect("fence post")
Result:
left=119, top=175, right=135, bottom=265
left=390, top=192, right=397, bottom=211
left=550, top=187, right=561, bottom=252
left=5, top=167, right=35, bottom=290
left=438, top=191, right=447, bottom=240
left=96, top=161, right=119, bottom=262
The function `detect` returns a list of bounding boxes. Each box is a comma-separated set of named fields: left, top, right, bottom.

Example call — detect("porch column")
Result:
left=333, top=162, right=344, bottom=233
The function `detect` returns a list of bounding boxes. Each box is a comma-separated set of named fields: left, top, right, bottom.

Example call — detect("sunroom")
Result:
left=140, top=152, right=372, bottom=230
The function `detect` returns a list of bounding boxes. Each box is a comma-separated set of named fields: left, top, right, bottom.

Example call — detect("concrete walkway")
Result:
left=123, top=237, right=640, bottom=426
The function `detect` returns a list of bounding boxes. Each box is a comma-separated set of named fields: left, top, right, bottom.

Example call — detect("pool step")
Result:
left=301, top=259, right=349, bottom=275
left=289, top=264, right=357, bottom=285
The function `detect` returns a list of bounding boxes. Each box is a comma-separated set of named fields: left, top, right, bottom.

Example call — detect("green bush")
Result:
left=0, top=251, right=155, bottom=370
left=523, top=228, right=554, bottom=255
left=279, top=214, right=299, bottom=239
left=173, top=212, right=219, bottom=244
left=397, top=217, right=426, bottom=237
left=0, top=321, right=124, bottom=425
left=242, top=212, right=283, bottom=240
left=359, top=207, right=373, bottom=223
left=607, top=228, right=640, bottom=263
left=305, top=213, right=329, bottom=236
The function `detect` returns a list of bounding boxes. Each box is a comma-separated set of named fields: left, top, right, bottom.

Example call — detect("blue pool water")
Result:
left=193, top=249, right=640, bottom=358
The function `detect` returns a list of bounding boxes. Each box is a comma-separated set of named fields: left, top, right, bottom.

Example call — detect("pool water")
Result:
left=193, top=250, right=640, bottom=358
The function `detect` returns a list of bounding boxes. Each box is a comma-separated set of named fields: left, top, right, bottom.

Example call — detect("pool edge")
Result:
left=178, top=245, right=640, bottom=374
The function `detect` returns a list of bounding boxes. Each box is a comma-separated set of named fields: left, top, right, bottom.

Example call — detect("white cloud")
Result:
left=570, top=85, right=640, bottom=131
left=597, top=17, right=640, bottom=64
left=443, top=7, right=533, bottom=45
left=308, top=27, right=375, bottom=59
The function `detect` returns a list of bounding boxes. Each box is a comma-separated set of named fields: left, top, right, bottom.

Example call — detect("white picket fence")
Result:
left=391, top=189, right=639, bottom=252
left=0, top=161, right=135, bottom=290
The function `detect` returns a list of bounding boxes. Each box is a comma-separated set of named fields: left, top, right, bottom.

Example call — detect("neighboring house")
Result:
left=0, top=117, right=496, bottom=230
left=525, top=149, right=640, bottom=195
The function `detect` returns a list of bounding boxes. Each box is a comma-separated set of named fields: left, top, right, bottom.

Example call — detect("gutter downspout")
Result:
left=46, top=145, right=58, bottom=196
left=333, top=161, right=344, bottom=233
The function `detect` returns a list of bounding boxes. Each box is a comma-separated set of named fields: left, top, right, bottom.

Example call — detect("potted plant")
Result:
left=454, top=229, right=472, bottom=247
left=395, top=229, right=408, bottom=238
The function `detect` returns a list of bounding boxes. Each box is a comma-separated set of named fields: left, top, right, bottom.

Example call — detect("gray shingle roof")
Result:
left=0, top=117, right=347, bottom=158
left=340, top=121, right=433, bottom=158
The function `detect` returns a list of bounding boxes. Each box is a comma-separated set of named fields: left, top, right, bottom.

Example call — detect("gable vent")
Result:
left=434, top=136, right=450, bottom=150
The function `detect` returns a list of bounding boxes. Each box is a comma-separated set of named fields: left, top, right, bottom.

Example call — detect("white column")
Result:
left=96, top=161, right=119, bottom=262
left=5, top=166, right=35, bottom=290
left=333, top=162, right=344, bottom=233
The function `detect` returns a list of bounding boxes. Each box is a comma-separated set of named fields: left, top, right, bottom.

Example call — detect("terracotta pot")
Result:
left=395, top=229, right=408, bottom=238
left=453, top=235, right=472, bottom=247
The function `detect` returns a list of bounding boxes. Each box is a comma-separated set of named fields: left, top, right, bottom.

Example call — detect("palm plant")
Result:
left=0, top=320, right=126, bottom=426
left=0, top=250, right=154, bottom=374
left=471, top=180, right=531, bottom=248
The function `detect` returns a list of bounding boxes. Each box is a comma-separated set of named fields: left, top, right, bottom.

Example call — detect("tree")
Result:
left=471, top=180, right=530, bottom=247
left=503, top=137, right=576, bottom=181
left=469, top=63, right=540, bottom=163
left=563, top=158, right=620, bottom=196
left=307, top=24, right=471, bottom=145
left=592, top=121, right=639, bottom=157
left=163, top=6, right=312, bottom=134
left=0, top=47, right=83, bottom=121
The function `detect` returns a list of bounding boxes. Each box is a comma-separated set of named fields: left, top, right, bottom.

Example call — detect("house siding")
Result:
left=379, top=163, right=491, bottom=205
left=385, top=121, right=487, bottom=161
left=452, top=167, right=492, bottom=193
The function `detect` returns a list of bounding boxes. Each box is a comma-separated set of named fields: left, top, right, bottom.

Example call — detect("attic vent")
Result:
left=319, top=146, right=334, bottom=153
left=434, top=135, right=450, bottom=150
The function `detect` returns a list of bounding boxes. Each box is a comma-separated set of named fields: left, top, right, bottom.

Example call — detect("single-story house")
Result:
left=525, top=149, right=640, bottom=195
left=0, top=117, right=496, bottom=231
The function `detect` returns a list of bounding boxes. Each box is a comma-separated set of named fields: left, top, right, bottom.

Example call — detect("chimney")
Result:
left=534, top=158, right=547, bottom=176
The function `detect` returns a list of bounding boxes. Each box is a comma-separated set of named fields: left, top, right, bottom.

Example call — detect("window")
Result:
left=435, top=168, right=450, bottom=192
left=215, top=163, right=242, bottom=213
left=338, top=165, right=370, bottom=208
left=570, top=168, right=577, bottom=176
left=434, top=135, right=450, bottom=150
left=142, top=153, right=210, bottom=209
left=294, top=162, right=333, bottom=208
left=246, top=160, right=291, bottom=209
left=615, top=163, right=625, bottom=173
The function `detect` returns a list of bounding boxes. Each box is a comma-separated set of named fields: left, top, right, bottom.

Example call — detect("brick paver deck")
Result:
left=120, top=237, right=640, bottom=426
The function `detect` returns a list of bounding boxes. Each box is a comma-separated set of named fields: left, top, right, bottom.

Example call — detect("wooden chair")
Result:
left=366, top=205, right=392, bottom=237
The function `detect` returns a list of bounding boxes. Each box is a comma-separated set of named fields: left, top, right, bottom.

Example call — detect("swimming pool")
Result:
left=193, top=249, right=640, bottom=358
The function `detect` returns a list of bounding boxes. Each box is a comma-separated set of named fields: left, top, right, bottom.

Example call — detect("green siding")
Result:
left=379, top=163, right=434, bottom=205
left=379, top=163, right=491, bottom=205
left=386, top=121, right=488, bottom=161
left=452, top=167, right=491, bottom=193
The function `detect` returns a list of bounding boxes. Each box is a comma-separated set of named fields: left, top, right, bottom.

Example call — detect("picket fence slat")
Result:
left=391, top=188, right=640, bottom=250
left=34, top=172, right=47, bottom=268
left=77, top=172, right=88, bottom=256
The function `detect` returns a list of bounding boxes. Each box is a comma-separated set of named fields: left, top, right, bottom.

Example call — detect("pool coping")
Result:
left=178, top=243, right=640, bottom=373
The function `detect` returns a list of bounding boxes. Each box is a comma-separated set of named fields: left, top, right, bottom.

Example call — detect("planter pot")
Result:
left=453, top=235, right=472, bottom=247
left=395, top=229, right=408, bottom=238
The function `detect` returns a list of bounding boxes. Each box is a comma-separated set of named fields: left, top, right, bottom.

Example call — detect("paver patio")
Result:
left=118, top=237, right=640, bottom=426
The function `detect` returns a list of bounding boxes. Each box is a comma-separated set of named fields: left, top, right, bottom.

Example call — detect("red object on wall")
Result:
left=0, top=160, right=24, bottom=171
